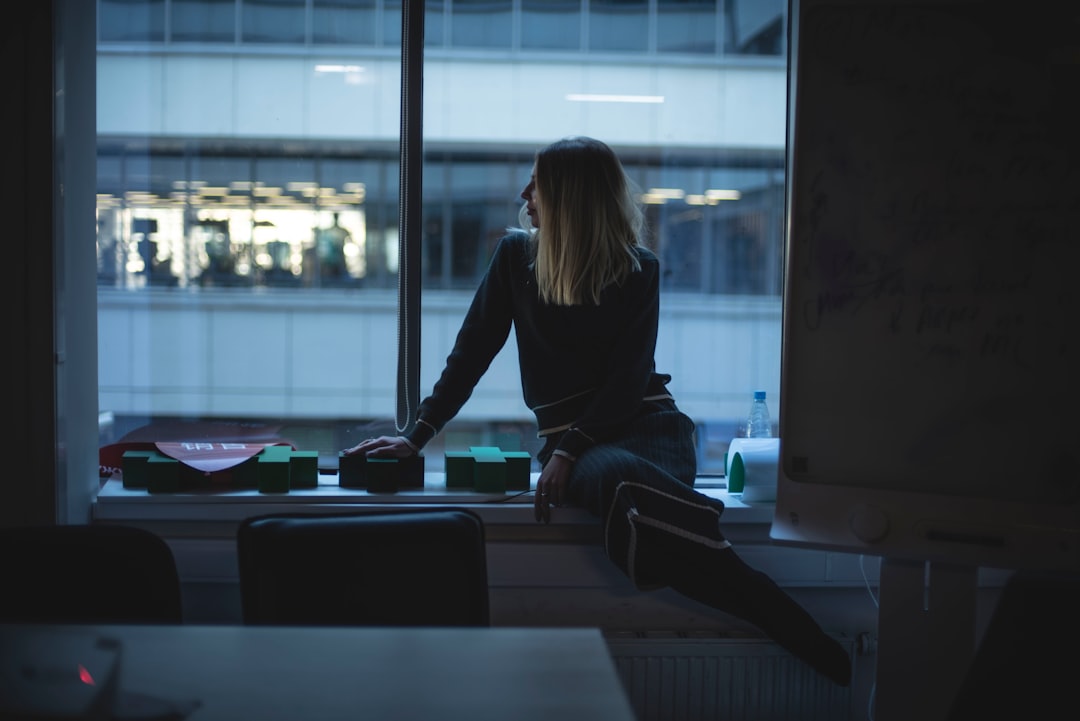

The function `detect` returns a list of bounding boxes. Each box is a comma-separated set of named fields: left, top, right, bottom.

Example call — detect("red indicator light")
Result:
left=78, top=664, right=96, bottom=686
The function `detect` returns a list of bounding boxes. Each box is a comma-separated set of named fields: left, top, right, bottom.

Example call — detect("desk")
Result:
left=1, top=624, right=637, bottom=721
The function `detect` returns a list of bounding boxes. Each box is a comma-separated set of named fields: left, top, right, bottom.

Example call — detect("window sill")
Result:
left=92, top=475, right=776, bottom=527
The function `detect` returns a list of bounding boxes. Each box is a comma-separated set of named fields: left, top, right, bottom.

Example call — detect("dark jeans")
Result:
left=539, top=399, right=726, bottom=588
left=537, top=399, right=853, bottom=685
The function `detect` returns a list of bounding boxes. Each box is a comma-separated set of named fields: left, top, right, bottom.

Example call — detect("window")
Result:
left=242, top=0, right=306, bottom=43
left=100, top=0, right=165, bottom=41
left=723, top=0, right=785, bottom=56
left=313, top=0, right=377, bottom=45
left=589, top=0, right=648, bottom=53
left=657, top=0, right=717, bottom=55
left=95, top=0, right=787, bottom=480
left=449, top=0, right=512, bottom=49
left=521, top=0, right=581, bottom=51
left=172, top=0, right=237, bottom=43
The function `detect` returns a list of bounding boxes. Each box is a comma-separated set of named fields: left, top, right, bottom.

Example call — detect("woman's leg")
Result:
left=565, top=410, right=852, bottom=686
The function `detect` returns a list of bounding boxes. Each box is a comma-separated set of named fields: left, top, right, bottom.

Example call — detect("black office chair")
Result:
left=0, top=523, right=183, bottom=624
left=237, top=508, right=490, bottom=627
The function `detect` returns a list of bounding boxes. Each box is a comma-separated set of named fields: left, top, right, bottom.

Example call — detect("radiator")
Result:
left=605, top=631, right=854, bottom=721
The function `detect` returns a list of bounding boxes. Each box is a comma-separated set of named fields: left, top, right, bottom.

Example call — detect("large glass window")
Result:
left=96, top=0, right=787, bottom=476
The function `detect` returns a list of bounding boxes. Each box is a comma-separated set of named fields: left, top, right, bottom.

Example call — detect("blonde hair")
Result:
left=523, top=136, right=643, bottom=306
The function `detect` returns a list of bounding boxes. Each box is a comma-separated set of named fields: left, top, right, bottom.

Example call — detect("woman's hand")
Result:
left=342, top=435, right=416, bottom=458
left=534, top=454, right=573, bottom=524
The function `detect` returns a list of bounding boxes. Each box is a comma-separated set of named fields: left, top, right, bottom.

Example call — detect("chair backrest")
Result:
left=0, top=523, right=183, bottom=624
left=237, top=508, right=490, bottom=627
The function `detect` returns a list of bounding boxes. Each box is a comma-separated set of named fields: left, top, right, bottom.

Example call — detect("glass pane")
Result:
left=521, top=1, right=582, bottom=51
left=100, top=0, right=165, bottom=42
left=589, top=0, right=648, bottom=52
left=242, top=0, right=307, bottom=44
left=422, top=3, right=786, bottom=471
left=657, top=0, right=717, bottom=55
left=422, top=160, right=519, bottom=290
left=97, top=0, right=404, bottom=457
left=171, top=0, right=236, bottom=43
left=450, top=0, right=512, bottom=49
left=313, top=0, right=376, bottom=45
left=723, top=0, right=785, bottom=56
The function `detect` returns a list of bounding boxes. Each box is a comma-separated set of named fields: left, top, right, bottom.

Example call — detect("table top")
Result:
left=1, top=624, right=637, bottom=721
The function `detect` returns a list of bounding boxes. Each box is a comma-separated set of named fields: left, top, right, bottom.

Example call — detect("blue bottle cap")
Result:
left=753, top=390, right=766, bottom=400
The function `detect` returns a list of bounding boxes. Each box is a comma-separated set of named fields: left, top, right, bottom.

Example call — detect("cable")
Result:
left=860, top=554, right=880, bottom=721
left=486, top=488, right=535, bottom=503
left=860, top=554, right=880, bottom=608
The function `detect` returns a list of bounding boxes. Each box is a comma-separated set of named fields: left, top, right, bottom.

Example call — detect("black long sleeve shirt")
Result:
left=405, top=230, right=673, bottom=461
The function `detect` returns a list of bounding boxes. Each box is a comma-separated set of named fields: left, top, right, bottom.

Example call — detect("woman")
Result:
left=345, top=136, right=851, bottom=686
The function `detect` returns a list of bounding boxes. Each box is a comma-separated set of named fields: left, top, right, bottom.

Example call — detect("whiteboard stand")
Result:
left=875, top=558, right=977, bottom=721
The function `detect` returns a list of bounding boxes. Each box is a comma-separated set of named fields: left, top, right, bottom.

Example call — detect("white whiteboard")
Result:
left=772, top=0, right=1079, bottom=569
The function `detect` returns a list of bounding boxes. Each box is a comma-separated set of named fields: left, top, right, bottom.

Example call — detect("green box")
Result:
left=473, top=454, right=506, bottom=493
left=444, top=451, right=475, bottom=489
left=121, top=450, right=154, bottom=489
left=146, top=454, right=181, bottom=494
left=502, top=451, right=532, bottom=491
left=258, top=446, right=291, bottom=493
left=366, top=458, right=399, bottom=493
left=289, top=450, right=319, bottom=489
left=398, top=454, right=425, bottom=489
left=338, top=451, right=367, bottom=488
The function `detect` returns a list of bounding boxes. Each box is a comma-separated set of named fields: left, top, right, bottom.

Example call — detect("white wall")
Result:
left=97, top=288, right=781, bottom=424
left=97, top=53, right=786, bottom=149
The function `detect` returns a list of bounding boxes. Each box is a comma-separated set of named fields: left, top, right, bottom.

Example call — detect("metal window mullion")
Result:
left=396, top=0, right=424, bottom=433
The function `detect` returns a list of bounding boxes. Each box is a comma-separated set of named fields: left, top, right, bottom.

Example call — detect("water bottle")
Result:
left=745, top=390, right=772, bottom=438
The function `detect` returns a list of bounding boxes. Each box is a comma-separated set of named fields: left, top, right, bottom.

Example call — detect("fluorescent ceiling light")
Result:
left=646, top=188, right=685, bottom=200
left=315, top=64, right=363, bottom=74
left=565, top=93, right=664, bottom=104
